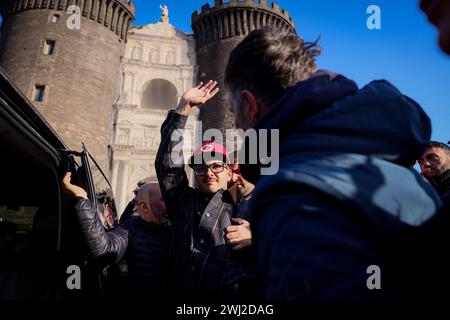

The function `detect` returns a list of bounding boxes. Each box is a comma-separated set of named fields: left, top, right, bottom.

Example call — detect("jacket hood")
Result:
left=241, top=70, right=432, bottom=183
left=241, top=70, right=440, bottom=229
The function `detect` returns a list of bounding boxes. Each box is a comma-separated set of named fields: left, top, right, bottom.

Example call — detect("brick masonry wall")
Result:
left=196, top=36, right=243, bottom=136
left=192, top=0, right=295, bottom=139
left=0, top=7, right=130, bottom=172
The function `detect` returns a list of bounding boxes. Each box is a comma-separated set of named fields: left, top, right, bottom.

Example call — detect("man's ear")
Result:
left=138, top=201, right=147, bottom=213
left=227, top=166, right=233, bottom=182
left=241, top=90, right=261, bottom=125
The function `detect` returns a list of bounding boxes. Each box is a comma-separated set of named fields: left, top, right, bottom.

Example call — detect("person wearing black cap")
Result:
left=155, top=81, right=257, bottom=300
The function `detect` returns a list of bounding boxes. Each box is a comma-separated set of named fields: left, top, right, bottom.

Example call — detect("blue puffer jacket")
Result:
left=243, top=71, right=442, bottom=300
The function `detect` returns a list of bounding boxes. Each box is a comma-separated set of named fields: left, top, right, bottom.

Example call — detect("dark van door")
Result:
left=0, top=72, right=66, bottom=299
left=0, top=67, right=116, bottom=300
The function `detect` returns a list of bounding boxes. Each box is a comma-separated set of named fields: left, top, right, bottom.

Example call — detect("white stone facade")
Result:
left=111, top=20, right=198, bottom=214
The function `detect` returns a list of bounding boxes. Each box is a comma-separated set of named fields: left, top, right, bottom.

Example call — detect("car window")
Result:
left=83, top=148, right=118, bottom=230
left=0, top=206, right=38, bottom=234
left=0, top=164, right=60, bottom=300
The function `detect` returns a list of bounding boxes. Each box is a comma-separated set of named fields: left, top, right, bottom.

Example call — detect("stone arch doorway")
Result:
left=141, top=79, right=177, bottom=110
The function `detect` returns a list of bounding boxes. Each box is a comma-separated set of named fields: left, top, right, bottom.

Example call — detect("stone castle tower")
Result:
left=191, top=0, right=295, bottom=135
left=0, top=1, right=297, bottom=213
left=0, top=0, right=135, bottom=170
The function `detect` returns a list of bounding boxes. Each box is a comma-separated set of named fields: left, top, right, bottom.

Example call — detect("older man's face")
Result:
left=419, top=147, right=450, bottom=177
left=138, top=183, right=167, bottom=224
left=420, top=0, right=450, bottom=54
left=104, top=205, right=115, bottom=229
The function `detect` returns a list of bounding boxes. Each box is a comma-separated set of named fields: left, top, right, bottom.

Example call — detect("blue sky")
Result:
left=0, top=1, right=447, bottom=142
left=132, top=0, right=449, bottom=143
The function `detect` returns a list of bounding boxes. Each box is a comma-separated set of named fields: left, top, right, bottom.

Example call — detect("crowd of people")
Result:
left=61, top=0, right=449, bottom=301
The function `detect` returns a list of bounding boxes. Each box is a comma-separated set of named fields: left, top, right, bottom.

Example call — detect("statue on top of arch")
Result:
left=160, top=5, right=169, bottom=24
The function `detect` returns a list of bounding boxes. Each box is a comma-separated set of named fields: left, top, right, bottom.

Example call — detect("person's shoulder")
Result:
left=253, top=169, right=325, bottom=205
left=119, top=216, right=139, bottom=231
left=254, top=165, right=310, bottom=192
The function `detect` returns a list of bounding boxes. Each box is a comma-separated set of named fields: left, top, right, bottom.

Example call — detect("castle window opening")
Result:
left=52, top=14, right=60, bottom=23
left=33, top=85, right=46, bottom=102
left=44, top=40, right=56, bottom=55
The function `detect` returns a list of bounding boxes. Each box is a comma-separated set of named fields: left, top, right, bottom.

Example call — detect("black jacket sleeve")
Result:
left=155, top=110, right=193, bottom=218
left=74, top=198, right=129, bottom=264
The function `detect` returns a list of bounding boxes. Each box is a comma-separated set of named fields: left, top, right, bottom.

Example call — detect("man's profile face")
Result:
left=228, top=92, right=252, bottom=130
left=104, top=205, right=115, bottom=228
left=230, top=161, right=255, bottom=197
left=194, top=160, right=232, bottom=194
left=419, top=147, right=450, bottom=177
left=138, top=183, right=168, bottom=224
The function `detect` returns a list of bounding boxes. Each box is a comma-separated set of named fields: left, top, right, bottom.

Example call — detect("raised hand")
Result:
left=177, top=80, right=219, bottom=115
left=62, top=172, right=88, bottom=199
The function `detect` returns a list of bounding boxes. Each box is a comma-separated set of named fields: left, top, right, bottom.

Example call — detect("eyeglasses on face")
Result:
left=192, top=162, right=228, bottom=176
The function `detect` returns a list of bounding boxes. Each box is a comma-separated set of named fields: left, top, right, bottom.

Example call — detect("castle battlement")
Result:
left=191, top=0, right=295, bottom=47
left=193, top=0, right=292, bottom=23
left=190, top=1, right=296, bottom=139
left=0, top=0, right=135, bottom=40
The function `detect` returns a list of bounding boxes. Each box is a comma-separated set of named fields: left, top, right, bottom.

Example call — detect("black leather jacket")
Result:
left=155, top=111, right=258, bottom=300
left=428, top=169, right=450, bottom=206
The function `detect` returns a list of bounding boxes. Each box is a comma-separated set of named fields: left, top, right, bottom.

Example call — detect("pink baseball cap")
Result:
left=189, top=141, right=230, bottom=166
